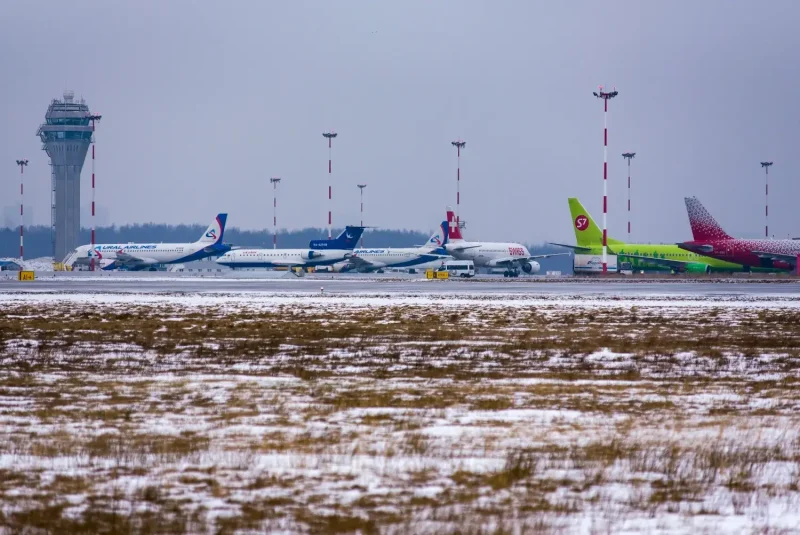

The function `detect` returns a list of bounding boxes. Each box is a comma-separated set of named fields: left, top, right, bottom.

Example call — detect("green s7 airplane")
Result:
left=550, top=198, right=760, bottom=273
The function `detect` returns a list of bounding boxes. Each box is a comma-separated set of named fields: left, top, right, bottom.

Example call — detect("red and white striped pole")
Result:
left=87, top=114, right=102, bottom=270
left=761, top=162, right=773, bottom=238
left=270, top=177, right=281, bottom=248
left=451, top=140, right=466, bottom=227
left=323, top=131, right=337, bottom=239
left=622, top=153, right=635, bottom=239
left=357, top=184, right=367, bottom=247
left=16, top=159, right=28, bottom=262
left=593, top=87, right=618, bottom=274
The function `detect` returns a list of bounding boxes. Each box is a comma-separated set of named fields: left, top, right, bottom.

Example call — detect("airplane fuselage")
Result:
left=446, top=242, right=534, bottom=268
left=345, top=247, right=450, bottom=271
left=66, top=242, right=227, bottom=269
left=216, top=248, right=351, bottom=269
left=679, top=239, right=800, bottom=270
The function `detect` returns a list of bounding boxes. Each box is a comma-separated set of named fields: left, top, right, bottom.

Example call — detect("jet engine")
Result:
left=521, top=261, right=541, bottom=274
left=306, top=251, right=322, bottom=260
left=684, top=263, right=711, bottom=274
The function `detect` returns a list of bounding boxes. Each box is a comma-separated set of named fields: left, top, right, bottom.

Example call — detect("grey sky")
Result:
left=1, top=1, right=798, bottom=244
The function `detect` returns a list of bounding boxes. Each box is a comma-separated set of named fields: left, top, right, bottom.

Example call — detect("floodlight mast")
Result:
left=15, top=159, right=29, bottom=262
left=270, top=177, right=282, bottom=248
left=87, top=114, right=102, bottom=270
left=622, top=152, right=636, bottom=239
left=357, top=184, right=367, bottom=247
left=760, top=162, right=773, bottom=238
left=451, top=140, right=466, bottom=228
left=322, top=131, right=338, bottom=239
left=593, top=86, right=618, bottom=274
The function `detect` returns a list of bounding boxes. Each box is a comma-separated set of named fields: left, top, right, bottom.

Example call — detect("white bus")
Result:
left=444, top=260, right=475, bottom=278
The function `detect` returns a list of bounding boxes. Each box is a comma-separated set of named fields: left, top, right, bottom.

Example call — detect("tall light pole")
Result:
left=322, top=131, right=338, bottom=239
left=357, top=184, right=367, bottom=247
left=451, top=140, right=466, bottom=227
left=593, top=86, right=618, bottom=274
left=15, top=159, right=28, bottom=262
left=270, top=177, right=282, bottom=248
left=87, top=113, right=102, bottom=270
left=760, top=161, right=773, bottom=238
left=622, top=152, right=635, bottom=239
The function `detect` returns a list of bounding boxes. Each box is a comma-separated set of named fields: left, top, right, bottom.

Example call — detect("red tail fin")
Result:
left=446, top=209, right=464, bottom=241
left=685, top=197, right=732, bottom=240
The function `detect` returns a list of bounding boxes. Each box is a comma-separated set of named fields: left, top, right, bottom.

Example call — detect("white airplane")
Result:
left=338, top=222, right=452, bottom=273
left=216, top=226, right=365, bottom=271
left=444, top=209, right=567, bottom=277
left=64, top=214, right=230, bottom=271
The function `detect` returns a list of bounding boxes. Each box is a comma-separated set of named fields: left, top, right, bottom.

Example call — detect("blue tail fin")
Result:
left=309, top=226, right=365, bottom=250
left=429, top=221, right=450, bottom=255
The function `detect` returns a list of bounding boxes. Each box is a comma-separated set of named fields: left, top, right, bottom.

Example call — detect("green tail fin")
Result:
left=568, top=198, right=621, bottom=247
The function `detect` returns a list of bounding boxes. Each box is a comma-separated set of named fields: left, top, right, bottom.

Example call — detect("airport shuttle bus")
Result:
left=444, top=260, right=475, bottom=278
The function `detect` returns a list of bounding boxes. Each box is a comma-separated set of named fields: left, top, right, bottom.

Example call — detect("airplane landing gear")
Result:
left=502, top=269, right=520, bottom=278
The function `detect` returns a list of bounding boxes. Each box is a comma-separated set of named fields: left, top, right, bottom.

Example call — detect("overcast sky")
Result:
left=1, top=1, right=798, bottom=243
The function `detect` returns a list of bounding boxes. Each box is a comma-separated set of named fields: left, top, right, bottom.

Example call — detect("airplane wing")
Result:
left=268, top=259, right=306, bottom=267
left=529, top=253, right=571, bottom=260
left=447, top=244, right=482, bottom=252
left=345, top=255, right=375, bottom=268
left=751, top=251, right=798, bottom=267
left=614, top=253, right=699, bottom=271
left=115, top=250, right=157, bottom=266
left=548, top=243, right=591, bottom=253
left=490, top=257, right=520, bottom=267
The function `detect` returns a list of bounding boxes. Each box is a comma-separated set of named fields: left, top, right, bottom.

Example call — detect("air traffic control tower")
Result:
left=37, top=91, right=93, bottom=262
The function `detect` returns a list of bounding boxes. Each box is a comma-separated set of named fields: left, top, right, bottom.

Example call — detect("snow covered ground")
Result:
left=1, top=290, right=799, bottom=533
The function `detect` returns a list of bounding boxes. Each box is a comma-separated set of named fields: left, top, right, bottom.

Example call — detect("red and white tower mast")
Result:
left=270, top=177, right=282, bottom=248
left=322, top=131, right=338, bottom=239
left=15, top=159, right=29, bottom=262
left=87, top=113, right=102, bottom=270
left=451, top=140, right=466, bottom=227
left=593, top=86, right=618, bottom=274
left=357, top=184, right=367, bottom=247
left=622, top=152, right=635, bottom=239
left=760, top=161, right=773, bottom=238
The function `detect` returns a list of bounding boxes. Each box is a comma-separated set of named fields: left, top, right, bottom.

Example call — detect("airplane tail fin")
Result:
left=198, top=214, right=227, bottom=245
left=309, top=226, right=365, bottom=250
left=445, top=208, right=464, bottom=241
left=422, top=223, right=448, bottom=250
left=685, top=197, right=732, bottom=240
left=568, top=198, right=605, bottom=247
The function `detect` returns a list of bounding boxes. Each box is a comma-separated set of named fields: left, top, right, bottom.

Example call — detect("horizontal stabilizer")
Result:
left=548, top=242, right=591, bottom=253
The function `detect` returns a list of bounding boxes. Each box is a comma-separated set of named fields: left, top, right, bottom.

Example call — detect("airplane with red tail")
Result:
left=678, top=197, right=800, bottom=272
left=444, top=208, right=567, bottom=277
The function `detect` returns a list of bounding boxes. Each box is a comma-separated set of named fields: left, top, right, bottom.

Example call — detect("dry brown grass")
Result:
left=1, top=299, right=799, bottom=532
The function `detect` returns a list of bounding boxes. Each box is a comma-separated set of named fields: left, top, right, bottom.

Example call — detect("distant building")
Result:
left=0, top=260, right=22, bottom=271
left=37, top=90, right=94, bottom=262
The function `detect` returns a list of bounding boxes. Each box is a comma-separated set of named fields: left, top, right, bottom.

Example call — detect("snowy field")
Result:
left=1, top=290, right=800, bottom=533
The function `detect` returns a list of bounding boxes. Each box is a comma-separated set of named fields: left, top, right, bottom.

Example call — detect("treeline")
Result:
left=0, top=224, right=573, bottom=272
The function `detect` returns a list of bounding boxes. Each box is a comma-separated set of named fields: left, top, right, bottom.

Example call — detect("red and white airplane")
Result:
left=678, top=197, right=800, bottom=271
left=443, top=208, right=566, bottom=277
